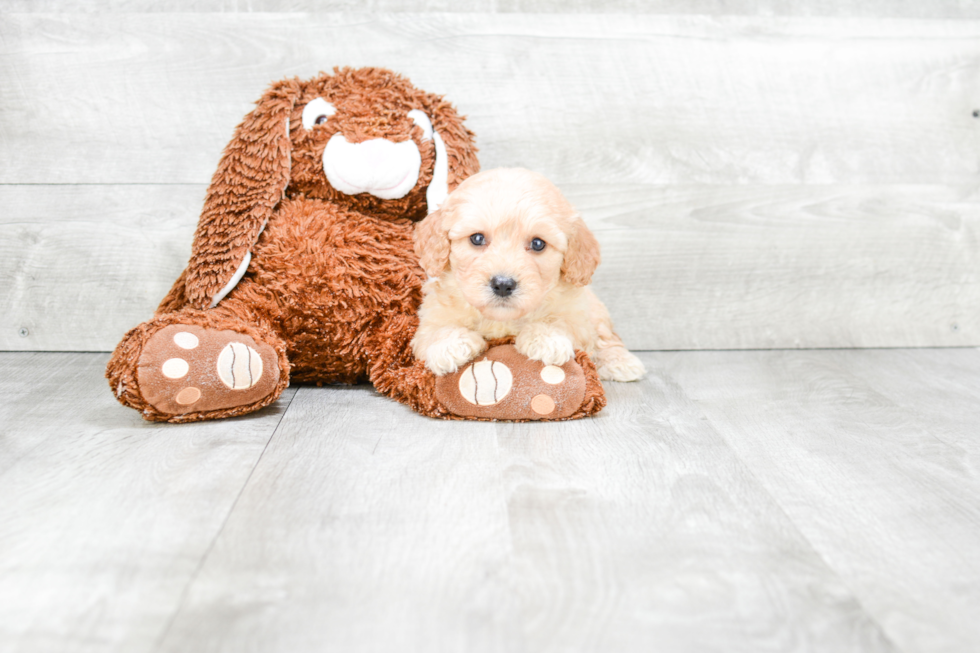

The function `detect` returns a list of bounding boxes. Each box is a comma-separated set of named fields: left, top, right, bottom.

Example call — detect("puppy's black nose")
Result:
left=490, top=275, right=517, bottom=298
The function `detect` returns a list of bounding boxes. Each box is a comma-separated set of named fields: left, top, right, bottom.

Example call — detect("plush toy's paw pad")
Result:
left=435, top=344, right=586, bottom=420
left=137, top=324, right=280, bottom=415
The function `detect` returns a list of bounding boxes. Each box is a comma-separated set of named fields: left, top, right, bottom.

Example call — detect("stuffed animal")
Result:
left=106, top=67, right=606, bottom=422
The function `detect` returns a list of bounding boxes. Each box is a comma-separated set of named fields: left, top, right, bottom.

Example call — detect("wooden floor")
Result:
left=1, top=348, right=978, bottom=653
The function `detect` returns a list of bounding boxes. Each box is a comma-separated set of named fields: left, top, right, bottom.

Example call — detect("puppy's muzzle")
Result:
left=490, top=275, right=518, bottom=298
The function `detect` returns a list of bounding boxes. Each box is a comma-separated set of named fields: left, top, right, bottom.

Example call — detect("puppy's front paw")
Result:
left=424, top=329, right=487, bottom=376
left=597, top=346, right=646, bottom=382
left=516, top=325, right=575, bottom=366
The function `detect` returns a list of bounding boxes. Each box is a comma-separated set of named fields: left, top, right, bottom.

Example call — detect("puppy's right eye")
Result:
left=470, top=233, right=486, bottom=247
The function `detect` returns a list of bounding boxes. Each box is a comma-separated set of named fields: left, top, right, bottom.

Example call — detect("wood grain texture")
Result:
left=494, top=370, right=896, bottom=653
left=0, top=352, right=296, bottom=653
left=4, top=349, right=980, bottom=651
left=580, top=184, right=980, bottom=350
left=657, top=347, right=980, bottom=653
left=0, top=184, right=199, bottom=351
left=2, top=183, right=976, bottom=352
left=154, top=357, right=896, bottom=653
left=7, top=0, right=980, bottom=17
left=155, top=384, right=522, bottom=653
left=1, top=14, right=978, bottom=186
left=834, top=348, right=980, bottom=459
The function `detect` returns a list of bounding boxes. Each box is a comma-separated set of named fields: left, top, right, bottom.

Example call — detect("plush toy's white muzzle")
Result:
left=314, top=104, right=448, bottom=212
left=323, top=135, right=422, bottom=200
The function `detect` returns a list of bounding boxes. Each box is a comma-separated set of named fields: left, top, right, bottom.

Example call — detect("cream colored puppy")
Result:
left=412, top=167, right=645, bottom=382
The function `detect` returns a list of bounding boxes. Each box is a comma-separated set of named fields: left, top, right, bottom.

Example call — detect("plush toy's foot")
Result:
left=433, top=344, right=598, bottom=421
left=133, top=324, right=281, bottom=417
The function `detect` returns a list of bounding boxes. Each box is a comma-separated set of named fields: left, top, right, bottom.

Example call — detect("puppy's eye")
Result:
left=315, top=115, right=329, bottom=125
left=530, top=237, right=546, bottom=252
left=470, top=233, right=486, bottom=247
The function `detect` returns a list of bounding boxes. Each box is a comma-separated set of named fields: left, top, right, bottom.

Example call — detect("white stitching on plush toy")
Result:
left=408, top=110, right=448, bottom=213
left=210, top=251, right=251, bottom=308
left=301, top=98, right=336, bottom=130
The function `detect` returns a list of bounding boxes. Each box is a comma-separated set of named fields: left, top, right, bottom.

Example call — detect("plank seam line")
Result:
left=4, top=346, right=978, bottom=355
left=149, top=387, right=300, bottom=652
left=0, top=182, right=206, bottom=187
left=0, top=353, right=101, bottom=481
left=687, top=393, right=907, bottom=652
left=627, top=345, right=980, bottom=353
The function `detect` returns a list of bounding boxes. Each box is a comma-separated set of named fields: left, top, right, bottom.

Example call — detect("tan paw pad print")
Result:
left=137, top=324, right=279, bottom=415
left=436, top=344, right=586, bottom=421
left=458, top=360, right=513, bottom=406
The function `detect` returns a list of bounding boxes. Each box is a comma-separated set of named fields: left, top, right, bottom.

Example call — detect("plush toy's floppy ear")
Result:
left=424, top=100, right=480, bottom=198
left=414, top=208, right=451, bottom=278
left=184, top=79, right=302, bottom=309
left=560, top=218, right=602, bottom=287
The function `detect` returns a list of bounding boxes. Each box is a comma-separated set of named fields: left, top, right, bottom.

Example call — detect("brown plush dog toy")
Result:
left=106, top=67, right=606, bottom=423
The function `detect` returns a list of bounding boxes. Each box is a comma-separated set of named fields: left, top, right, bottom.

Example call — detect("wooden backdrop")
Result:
left=1, top=2, right=978, bottom=352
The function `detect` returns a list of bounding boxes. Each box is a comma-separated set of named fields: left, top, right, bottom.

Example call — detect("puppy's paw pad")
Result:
left=137, top=324, right=280, bottom=415
left=436, top=345, right=587, bottom=420
left=598, top=349, right=646, bottom=382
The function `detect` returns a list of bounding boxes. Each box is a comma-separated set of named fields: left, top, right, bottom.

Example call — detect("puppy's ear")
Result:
left=560, top=218, right=601, bottom=287
left=184, top=78, right=302, bottom=309
left=414, top=209, right=451, bottom=277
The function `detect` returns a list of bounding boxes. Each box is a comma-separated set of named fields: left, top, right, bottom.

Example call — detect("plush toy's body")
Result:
left=106, top=67, right=606, bottom=423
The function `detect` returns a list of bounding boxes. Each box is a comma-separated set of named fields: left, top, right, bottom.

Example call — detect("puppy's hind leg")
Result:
left=595, top=342, right=646, bottom=382
left=589, top=295, right=645, bottom=382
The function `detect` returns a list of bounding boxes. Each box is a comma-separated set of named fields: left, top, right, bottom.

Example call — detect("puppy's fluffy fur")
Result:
left=412, top=167, right=645, bottom=382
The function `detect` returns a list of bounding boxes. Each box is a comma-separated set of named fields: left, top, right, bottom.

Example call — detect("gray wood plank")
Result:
left=582, top=184, right=980, bottom=350
left=4, top=350, right=979, bottom=652
left=155, top=384, right=522, bottom=653
left=830, top=348, right=980, bottom=457
left=155, top=355, right=899, bottom=652
left=0, top=352, right=296, bottom=653
left=1, top=14, right=977, bottom=185
left=3, top=183, right=976, bottom=352
left=0, top=184, right=199, bottom=351
left=657, top=348, right=980, bottom=652
left=494, top=359, right=896, bottom=653
left=7, top=0, right=980, bottom=18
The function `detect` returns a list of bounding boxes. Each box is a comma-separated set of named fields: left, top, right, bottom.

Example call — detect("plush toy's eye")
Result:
left=530, top=237, right=546, bottom=252
left=302, top=97, right=337, bottom=130
left=470, top=233, right=486, bottom=247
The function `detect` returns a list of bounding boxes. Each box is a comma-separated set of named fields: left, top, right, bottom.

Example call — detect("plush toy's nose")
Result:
left=323, top=134, right=422, bottom=200
left=490, top=275, right=518, bottom=298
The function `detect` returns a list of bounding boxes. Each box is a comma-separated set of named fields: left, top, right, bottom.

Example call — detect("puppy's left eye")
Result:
left=529, top=237, right=546, bottom=252
left=470, top=233, right=486, bottom=246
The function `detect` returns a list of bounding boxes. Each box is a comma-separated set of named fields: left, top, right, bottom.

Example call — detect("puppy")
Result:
left=411, top=167, right=645, bottom=382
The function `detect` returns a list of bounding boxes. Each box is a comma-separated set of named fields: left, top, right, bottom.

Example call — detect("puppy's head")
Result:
left=414, top=168, right=600, bottom=321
